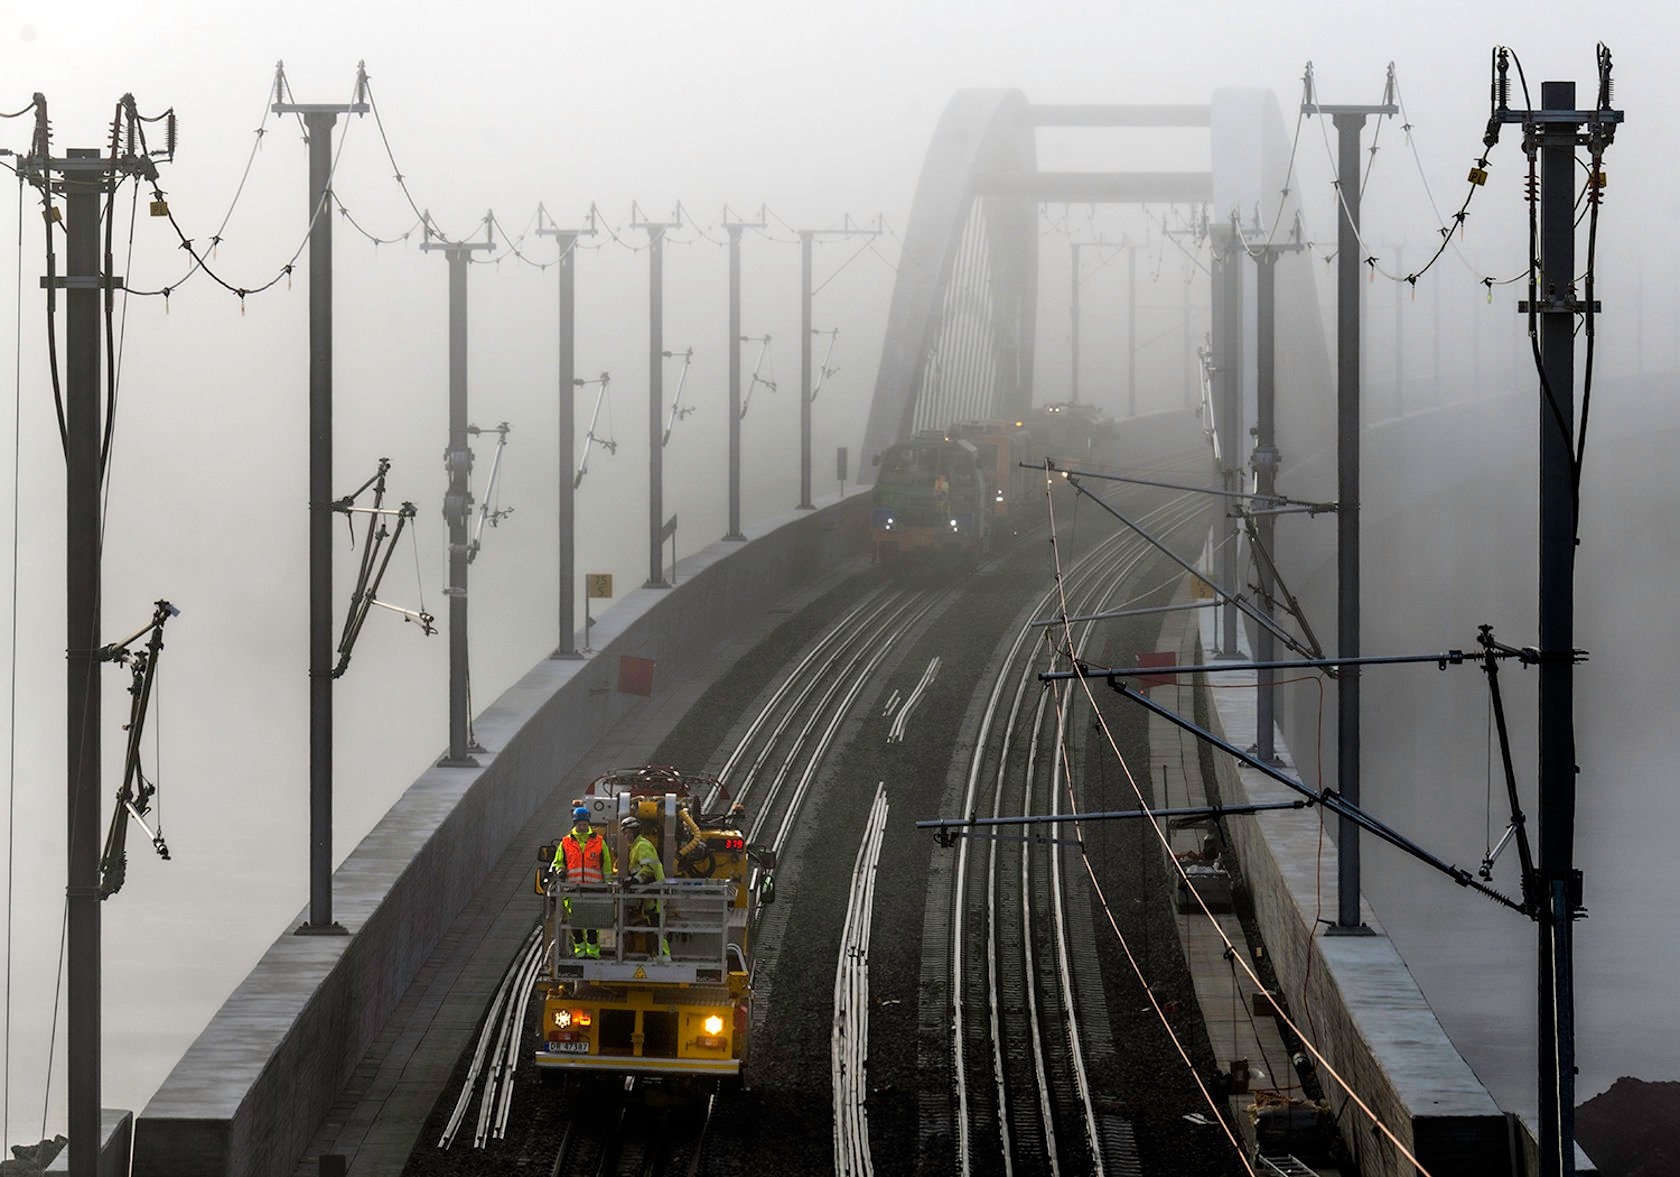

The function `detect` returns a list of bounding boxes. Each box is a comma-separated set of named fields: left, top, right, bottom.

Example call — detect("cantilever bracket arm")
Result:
left=739, top=336, right=773, bottom=421
left=467, top=422, right=513, bottom=558
left=333, top=460, right=435, bottom=678
left=575, top=375, right=615, bottom=488
left=916, top=799, right=1310, bottom=846
left=1238, top=508, right=1326, bottom=660
left=1476, top=624, right=1540, bottom=907
left=662, top=350, right=697, bottom=446
left=1048, top=461, right=1320, bottom=664
left=1091, top=670, right=1525, bottom=915
left=1022, top=460, right=1335, bottom=514
left=809, top=328, right=841, bottom=403
left=98, top=599, right=180, bottom=900
left=1039, top=645, right=1491, bottom=682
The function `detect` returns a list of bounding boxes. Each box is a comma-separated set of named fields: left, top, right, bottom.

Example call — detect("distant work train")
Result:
left=870, top=402, right=1117, bottom=576
left=533, top=766, right=774, bottom=1087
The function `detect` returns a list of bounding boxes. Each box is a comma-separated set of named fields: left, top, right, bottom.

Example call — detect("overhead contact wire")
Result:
left=1038, top=482, right=1254, bottom=1176
left=1043, top=480, right=1438, bottom=1175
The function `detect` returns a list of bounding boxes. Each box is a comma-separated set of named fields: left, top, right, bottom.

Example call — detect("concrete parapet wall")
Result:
left=134, top=492, right=869, bottom=1177
left=46, top=1109, right=132, bottom=1176
left=1189, top=608, right=1511, bottom=1177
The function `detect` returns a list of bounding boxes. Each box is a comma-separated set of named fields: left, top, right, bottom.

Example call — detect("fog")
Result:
left=0, top=0, right=1673, bottom=1148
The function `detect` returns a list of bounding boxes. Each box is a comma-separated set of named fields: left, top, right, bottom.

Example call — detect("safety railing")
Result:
left=545, top=878, right=737, bottom=977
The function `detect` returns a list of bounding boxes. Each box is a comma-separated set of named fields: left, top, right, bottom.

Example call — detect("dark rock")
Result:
left=1, top=1135, right=67, bottom=1175
left=1577, top=1076, right=1680, bottom=1177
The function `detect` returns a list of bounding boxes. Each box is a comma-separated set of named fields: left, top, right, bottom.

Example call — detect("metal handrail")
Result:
left=546, top=879, right=737, bottom=969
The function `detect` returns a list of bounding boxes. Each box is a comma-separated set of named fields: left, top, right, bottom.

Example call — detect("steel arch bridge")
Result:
left=860, top=87, right=1322, bottom=477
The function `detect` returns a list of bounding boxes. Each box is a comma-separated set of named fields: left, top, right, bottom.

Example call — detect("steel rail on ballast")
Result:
left=760, top=589, right=944, bottom=859
left=1048, top=496, right=1209, bottom=1175
left=949, top=488, right=1206, bottom=1177
left=959, top=493, right=1204, bottom=1177
left=711, top=587, right=907, bottom=810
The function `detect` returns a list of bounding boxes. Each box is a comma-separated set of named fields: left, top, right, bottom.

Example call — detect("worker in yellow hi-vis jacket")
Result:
left=622, top=815, right=669, bottom=958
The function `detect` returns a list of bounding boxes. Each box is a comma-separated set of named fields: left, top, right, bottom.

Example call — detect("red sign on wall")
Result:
left=617, top=655, right=656, bottom=698
left=1135, top=651, right=1177, bottom=690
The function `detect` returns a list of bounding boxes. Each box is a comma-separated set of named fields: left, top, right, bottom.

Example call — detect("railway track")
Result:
left=547, top=1083, right=714, bottom=1177
left=948, top=489, right=1210, bottom=1177
left=430, top=453, right=1215, bottom=1175
left=716, top=527, right=1032, bottom=855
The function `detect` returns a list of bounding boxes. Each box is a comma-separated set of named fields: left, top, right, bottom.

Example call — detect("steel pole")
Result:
left=799, top=230, right=814, bottom=509
left=1332, top=112, right=1367, bottom=932
left=301, top=111, right=342, bottom=931
left=442, top=249, right=476, bottom=764
left=1181, top=278, right=1192, bottom=409
left=726, top=226, right=744, bottom=539
left=1253, top=252, right=1280, bottom=764
left=1214, top=231, right=1242, bottom=658
left=647, top=228, right=669, bottom=584
left=64, top=146, right=102, bottom=1177
left=1126, top=243, right=1137, bottom=416
left=554, top=232, right=580, bottom=657
left=1070, top=242, right=1081, bottom=404
left=1535, top=79, right=1580, bottom=1177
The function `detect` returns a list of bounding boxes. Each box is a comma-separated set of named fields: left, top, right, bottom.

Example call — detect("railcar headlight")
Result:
left=703, top=1014, right=724, bottom=1036
left=949, top=519, right=959, bottom=531
left=554, top=1009, right=571, bottom=1030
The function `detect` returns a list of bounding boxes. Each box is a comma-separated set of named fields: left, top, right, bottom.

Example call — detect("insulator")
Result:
left=165, top=112, right=177, bottom=159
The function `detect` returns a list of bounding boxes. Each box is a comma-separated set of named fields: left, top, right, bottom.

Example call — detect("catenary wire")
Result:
left=125, top=72, right=363, bottom=303
left=1041, top=484, right=1439, bottom=1176
left=1037, top=484, right=1256, bottom=1176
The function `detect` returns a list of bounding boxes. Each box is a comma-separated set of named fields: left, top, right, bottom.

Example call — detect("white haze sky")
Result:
left=0, top=0, right=1672, bottom=1148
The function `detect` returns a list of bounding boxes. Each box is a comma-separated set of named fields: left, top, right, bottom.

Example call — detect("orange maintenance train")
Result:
left=533, top=767, right=774, bottom=1087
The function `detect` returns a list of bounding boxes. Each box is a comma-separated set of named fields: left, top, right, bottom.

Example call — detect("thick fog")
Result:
left=0, top=0, right=1673, bottom=1148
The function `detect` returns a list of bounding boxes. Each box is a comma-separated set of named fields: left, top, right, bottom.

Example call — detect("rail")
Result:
left=947, top=480, right=1208, bottom=1175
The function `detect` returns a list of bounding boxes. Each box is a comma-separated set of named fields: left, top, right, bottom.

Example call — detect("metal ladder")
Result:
left=1256, top=1155, right=1320, bottom=1177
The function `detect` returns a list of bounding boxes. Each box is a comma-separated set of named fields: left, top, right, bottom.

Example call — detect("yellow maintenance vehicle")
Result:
left=533, top=767, right=775, bottom=1087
